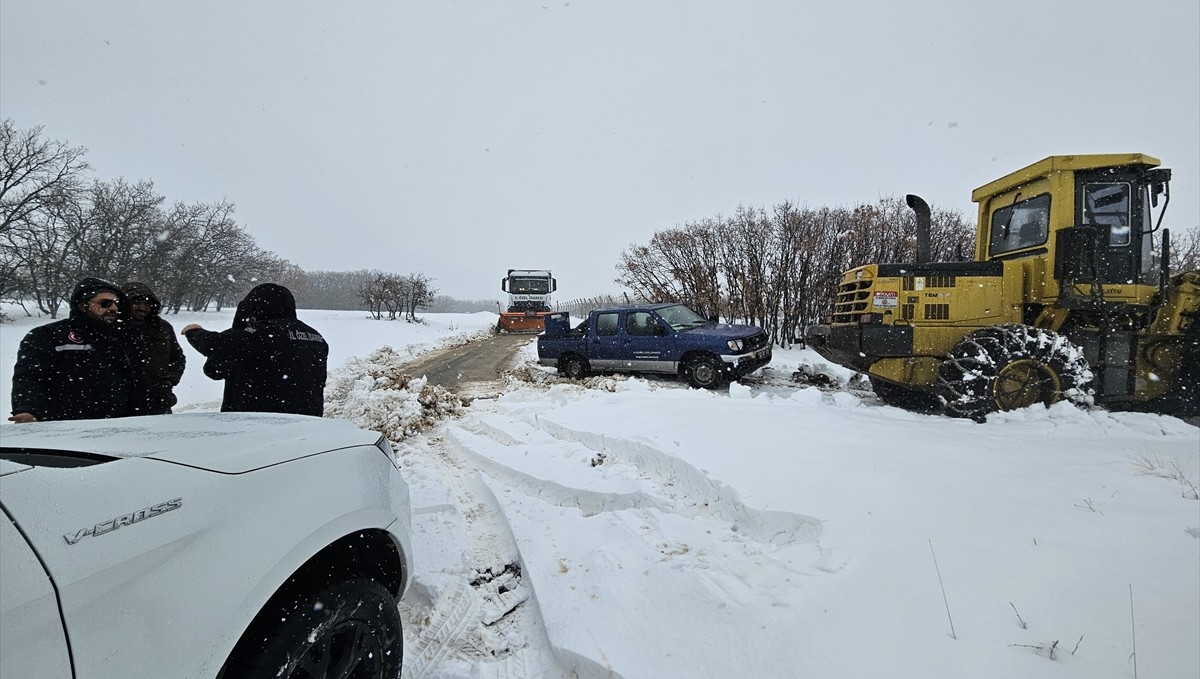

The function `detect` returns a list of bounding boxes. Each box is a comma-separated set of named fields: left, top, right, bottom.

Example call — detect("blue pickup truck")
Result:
left=536, top=303, right=772, bottom=388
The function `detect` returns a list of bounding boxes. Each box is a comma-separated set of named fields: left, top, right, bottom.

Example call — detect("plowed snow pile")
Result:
left=325, top=346, right=464, bottom=441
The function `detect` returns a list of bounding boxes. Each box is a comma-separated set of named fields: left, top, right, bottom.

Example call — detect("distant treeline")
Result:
left=0, top=120, right=492, bottom=319
left=296, top=269, right=496, bottom=317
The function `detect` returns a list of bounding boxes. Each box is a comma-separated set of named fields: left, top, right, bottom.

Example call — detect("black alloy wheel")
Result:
left=220, top=577, right=403, bottom=679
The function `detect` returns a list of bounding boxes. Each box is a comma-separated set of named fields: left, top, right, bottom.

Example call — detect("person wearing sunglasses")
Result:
left=9, top=277, right=148, bottom=423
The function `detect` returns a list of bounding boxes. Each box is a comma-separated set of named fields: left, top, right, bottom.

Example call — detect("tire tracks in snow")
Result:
left=401, top=427, right=619, bottom=679
left=416, top=395, right=834, bottom=676
left=450, top=406, right=823, bottom=548
left=395, top=348, right=831, bottom=677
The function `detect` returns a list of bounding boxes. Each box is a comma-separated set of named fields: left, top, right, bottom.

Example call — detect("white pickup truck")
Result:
left=0, top=412, right=411, bottom=679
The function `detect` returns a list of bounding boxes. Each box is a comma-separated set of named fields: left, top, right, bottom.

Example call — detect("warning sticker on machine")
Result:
left=873, top=291, right=898, bottom=308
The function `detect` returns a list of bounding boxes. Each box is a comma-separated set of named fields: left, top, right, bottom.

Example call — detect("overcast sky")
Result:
left=2, top=0, right=1197, bottom=301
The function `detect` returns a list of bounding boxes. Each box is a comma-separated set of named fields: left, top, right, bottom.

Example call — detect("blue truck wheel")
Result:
left=685, top=355, right=724, bottom=389
left=559, top=354, right=588, bottom=379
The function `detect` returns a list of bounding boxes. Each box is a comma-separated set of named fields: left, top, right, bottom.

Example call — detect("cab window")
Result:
left=626, top=312, right=659, bottom=336
left=1082, top=181, right=1131, bottom=246
left=989, top=194, right=1050, bottom=256
left=595, top=312, right=619, bottom=336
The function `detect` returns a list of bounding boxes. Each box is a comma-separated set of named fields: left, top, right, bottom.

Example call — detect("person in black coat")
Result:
left=122, top=281, right=186, bottom=414
left=9, top=277, right=147, bottom=423
left=181, top=283, right=328, bottom=416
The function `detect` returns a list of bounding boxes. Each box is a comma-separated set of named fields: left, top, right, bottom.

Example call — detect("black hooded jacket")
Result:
left=184, top=283, right=328, bottom=416
left=122, top=281, right=186, bottom=414
left=10, top=277, right=147, bottom=421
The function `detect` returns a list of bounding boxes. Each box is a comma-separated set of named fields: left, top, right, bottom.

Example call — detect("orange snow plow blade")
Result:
left=498, top=312, right=550, bottom=334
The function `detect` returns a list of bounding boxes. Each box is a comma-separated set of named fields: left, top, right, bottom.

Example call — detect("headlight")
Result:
left=727, top=339, right=744, bottom=352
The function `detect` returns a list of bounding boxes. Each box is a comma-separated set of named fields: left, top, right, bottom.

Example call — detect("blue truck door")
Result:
left=590, top=311, right=623, bottom=369
left=624, top=311, right=673, bottom=372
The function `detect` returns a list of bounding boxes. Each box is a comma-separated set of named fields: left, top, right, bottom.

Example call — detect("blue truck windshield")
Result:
left=656, top=305, right=707, bottom=330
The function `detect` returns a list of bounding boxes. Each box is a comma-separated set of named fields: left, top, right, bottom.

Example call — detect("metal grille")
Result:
left=923, top=304, right=950, bottom=320
left=901, top=275, right=956, bottom=290
left=745, top=331, right=769, bottom=351
left=901, top=304, right=915, bottom=321
left=832, top=280, right=872, bottom=323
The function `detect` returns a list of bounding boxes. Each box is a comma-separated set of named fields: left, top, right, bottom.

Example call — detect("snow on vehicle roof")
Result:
left=0, top=413, right=384, bottom=473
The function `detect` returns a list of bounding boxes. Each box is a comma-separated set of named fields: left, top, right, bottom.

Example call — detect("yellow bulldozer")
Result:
left=806, top=153, right=1200, bottom=420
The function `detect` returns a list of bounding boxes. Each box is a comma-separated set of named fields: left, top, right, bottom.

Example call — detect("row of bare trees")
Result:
left=615, top=199, right=975, bottom=346
left=356, top=271, right=437, bottom=321
left=0, top=120, right=449, bottom=320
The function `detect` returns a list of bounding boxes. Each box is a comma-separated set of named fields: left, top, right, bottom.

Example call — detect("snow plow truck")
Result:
left=805, top=153, right=1200, bottom=420
left=497, top=269, right=557, bottom=333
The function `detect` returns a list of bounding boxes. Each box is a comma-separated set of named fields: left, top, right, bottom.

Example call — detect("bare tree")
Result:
left=1168, top=226, right=1199, bottom=274
left=400, top=273, right=437, bottom=321
left=615, top=221, right=722, bottom=318
left=357, top=271, right=392, bottom=320
left=0, top=120, right=90, bottom=236
left=68, top=178, right=163, bottom=287
left=0, top=120, right=90, bottom=303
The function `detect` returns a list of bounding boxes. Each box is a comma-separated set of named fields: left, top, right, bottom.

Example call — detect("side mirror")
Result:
left=656, top=325, right=669, bottom=336
left=1147, top=168, right=1171, bottom=208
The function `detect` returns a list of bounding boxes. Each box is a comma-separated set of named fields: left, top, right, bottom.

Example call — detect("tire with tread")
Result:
left=938, top=323, right=1092, bottom=420
left=220, top=577, right=402, bottom=679
left=558, top=354, right=589, bottom=379
left=684, top=355, right=725, bottom=389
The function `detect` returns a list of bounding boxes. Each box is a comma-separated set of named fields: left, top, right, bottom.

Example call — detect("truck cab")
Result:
left=498, top=269, right=557, bottom=333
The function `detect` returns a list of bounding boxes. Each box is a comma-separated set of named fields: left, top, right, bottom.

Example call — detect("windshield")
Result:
left=508, top=277, right=551, bottom=294
left=989, top=194, right=1050, bottom=256
left=655, top=304, right=708, bottom=330
left=1082, top=181, right=1132, bottom=246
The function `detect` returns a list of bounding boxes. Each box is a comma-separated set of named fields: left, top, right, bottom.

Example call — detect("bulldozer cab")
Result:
left=973, top=154, right=1169, bottom=305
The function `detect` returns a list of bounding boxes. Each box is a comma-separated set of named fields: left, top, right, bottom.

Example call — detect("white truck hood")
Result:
left=0, top=412, right=384, bottom=473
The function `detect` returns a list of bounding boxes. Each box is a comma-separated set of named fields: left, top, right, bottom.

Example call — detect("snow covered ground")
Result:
left=2, top=307, right=1198, bottom=679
